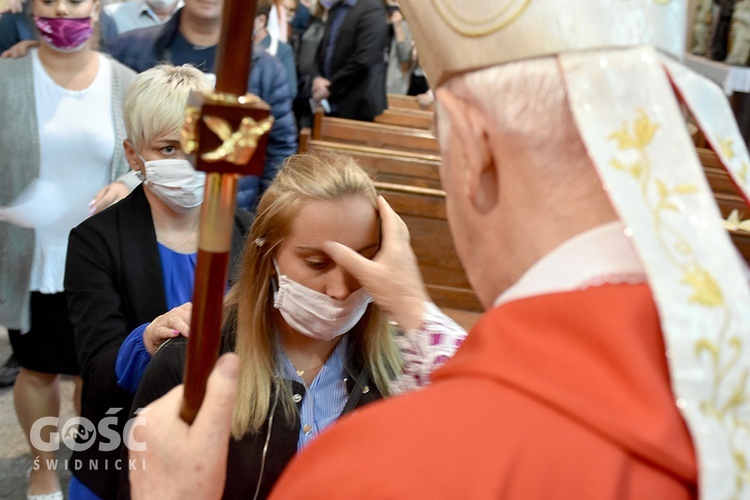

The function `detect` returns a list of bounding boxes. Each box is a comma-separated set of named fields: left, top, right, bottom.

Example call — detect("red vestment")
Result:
left=271, top=283, right=697, bottom=498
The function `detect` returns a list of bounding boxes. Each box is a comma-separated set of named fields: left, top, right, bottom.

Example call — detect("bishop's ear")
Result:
left=434, top=88, right=498, bottom=215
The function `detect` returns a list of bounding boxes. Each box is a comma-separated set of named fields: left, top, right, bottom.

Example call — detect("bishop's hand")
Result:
left=322, top=196, right=430, bottom=331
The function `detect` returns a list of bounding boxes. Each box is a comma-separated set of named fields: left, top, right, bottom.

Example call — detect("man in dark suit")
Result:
left=311, top=0, right=388, bottom=121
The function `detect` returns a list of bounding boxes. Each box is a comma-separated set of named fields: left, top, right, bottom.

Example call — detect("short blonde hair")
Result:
left=123, top=64, right=212, bottom=151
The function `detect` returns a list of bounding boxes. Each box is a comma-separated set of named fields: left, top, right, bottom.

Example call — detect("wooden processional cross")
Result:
left=179, top=0, right=273, bottom=424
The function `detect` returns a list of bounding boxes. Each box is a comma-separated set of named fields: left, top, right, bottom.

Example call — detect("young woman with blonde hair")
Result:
left=131, top=151, right=465, bottom=498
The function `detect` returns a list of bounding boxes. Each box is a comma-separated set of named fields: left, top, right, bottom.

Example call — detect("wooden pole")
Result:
left=179, top=0, right=272, bottom=424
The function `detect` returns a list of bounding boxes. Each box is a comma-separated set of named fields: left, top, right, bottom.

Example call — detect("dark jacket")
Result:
left=64, top=184, right=252, bottom=499
left=314, top=0, right=388, bottom=121
left=107, top=8, right=298, bottom=210
left=121, top=332, right=382, bottom=499
left=259, top=33, right=298, bottom=100
left=0, top=10, right=33, bottom=52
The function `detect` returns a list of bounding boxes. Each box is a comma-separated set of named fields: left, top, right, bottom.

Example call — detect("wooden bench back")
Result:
left=695, top=148, right=750, bottom=264
left=374, top=182, right=483, bottom=312
left=696, top=148, right=748, bottom=218
left=387, top=93, right=435, bottom=112
left=312, top=113, right=440, bottom=154
left=374, top=108, right=434, bottom=130
left=299, top=129, right=442, bottom=190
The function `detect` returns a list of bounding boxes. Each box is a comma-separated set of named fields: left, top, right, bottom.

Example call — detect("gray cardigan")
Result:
left=0, top=51, right=137, bottom=333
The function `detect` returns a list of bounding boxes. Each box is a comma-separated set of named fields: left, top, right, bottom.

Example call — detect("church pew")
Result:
left=729, top=230, right=750, bottom=265
left=387, top=93, right=435, bottom=112
left=373, top=181, right=483, bottom=312
left=695, top=148, right=749, bottom=220
left=312, top=113, right=440, bottom=154
left=697, top=148, right=746, bottom=199
left=374, top=108, right=434, bottom=130
left=299, top=129, right=442, bottom=189
left=696, top=147, right=750, bottom=263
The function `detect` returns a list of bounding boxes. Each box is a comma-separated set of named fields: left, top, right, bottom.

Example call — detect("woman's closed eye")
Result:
left=305, top=259, right=330, bottom=270
left=45, top=0, right=85, bottom=5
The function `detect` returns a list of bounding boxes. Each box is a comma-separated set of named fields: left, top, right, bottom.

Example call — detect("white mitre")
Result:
left=398, top=1, right=750, bottom=498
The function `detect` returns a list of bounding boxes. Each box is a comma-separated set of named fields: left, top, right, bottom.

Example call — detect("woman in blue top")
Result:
left=64, top=64, right=252, bottom=500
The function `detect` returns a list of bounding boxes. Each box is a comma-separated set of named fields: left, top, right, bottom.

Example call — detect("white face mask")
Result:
left=137, top=159, right=205, bottom=213
left=272, top=261, right=373, bottom=341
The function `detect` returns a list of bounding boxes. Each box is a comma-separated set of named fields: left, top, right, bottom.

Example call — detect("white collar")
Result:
left=140, top=0, right=183, bottom=19
left=494, top=221, right=646, bottom=308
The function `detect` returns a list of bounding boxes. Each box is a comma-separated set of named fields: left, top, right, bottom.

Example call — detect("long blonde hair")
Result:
left=226, top=152, right=403, bottom=438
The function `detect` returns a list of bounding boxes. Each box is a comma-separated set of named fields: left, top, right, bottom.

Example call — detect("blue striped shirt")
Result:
left=276, top=335, right=349, bottom=450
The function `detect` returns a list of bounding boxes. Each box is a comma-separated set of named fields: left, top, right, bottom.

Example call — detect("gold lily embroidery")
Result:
left=609, top=109, right=748, bottom=494
left=609, top=109, right=659, bottom=150
left=608, top=109, right=720, bottom=303
left=719, top=138, right=736, bottom=161
left=717, top=137, right=749, bottom=187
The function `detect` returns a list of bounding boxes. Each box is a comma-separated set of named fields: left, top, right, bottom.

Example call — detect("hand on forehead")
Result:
left=286, top=196, right=380, bottom=255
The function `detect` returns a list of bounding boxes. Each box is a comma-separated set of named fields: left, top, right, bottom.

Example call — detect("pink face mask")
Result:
left=34, top=16, right=94, bottom=52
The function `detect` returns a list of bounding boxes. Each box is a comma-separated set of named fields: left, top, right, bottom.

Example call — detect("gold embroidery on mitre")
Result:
left=201, top=115, right=275, bottom=165
left=429, top=0, right=531, bottom=37
left=609, top=109, right=749, bottom=495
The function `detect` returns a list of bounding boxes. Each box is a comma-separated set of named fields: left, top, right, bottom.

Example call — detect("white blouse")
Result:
left=30, top=49, right=115, bottom=293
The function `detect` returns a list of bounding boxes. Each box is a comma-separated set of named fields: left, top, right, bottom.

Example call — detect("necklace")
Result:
left=174, top=229, right=198, bottom=250
left=158, top=227, right=198, bottom=251
left=289, top=360, right=325, bottom=377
